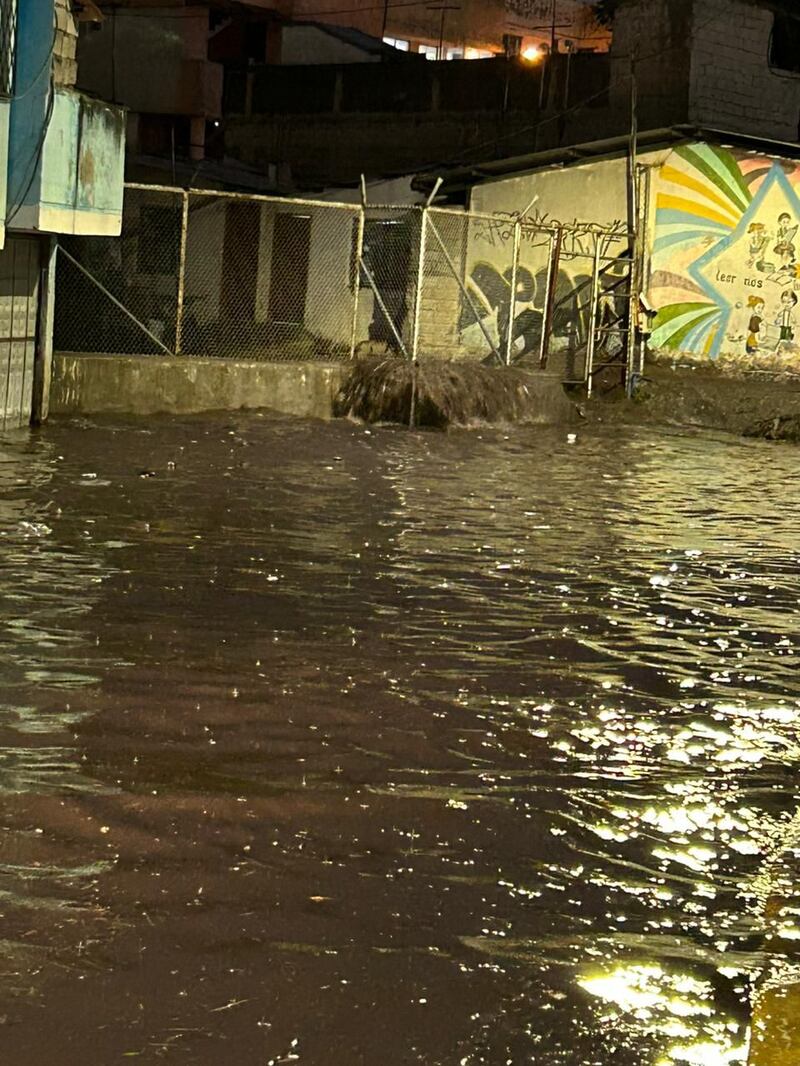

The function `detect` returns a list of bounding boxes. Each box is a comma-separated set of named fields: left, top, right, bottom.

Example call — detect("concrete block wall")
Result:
left=54, top=0, right=78, bottom=88
left=688, top=0, right=800, bottom=143
left=417, top=276, right=466, bottom=359
left=609, top=0, right=692, bottom=131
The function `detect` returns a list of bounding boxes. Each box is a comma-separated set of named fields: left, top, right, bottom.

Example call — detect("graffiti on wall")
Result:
left=464, top=213, right=627, bottom=359
left=650, top=144, right=800, bottom=363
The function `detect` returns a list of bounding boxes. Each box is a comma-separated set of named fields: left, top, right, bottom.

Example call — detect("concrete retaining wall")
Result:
left=50, top=353, right=348, bottom=419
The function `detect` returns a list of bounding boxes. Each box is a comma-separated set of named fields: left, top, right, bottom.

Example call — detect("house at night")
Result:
left=412, top=0, right=800, bottom=376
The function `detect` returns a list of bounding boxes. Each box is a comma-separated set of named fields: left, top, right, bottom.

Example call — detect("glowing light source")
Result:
left=521, top=45, right=543, bottom=63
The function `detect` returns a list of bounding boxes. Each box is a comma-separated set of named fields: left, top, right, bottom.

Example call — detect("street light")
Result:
left=521, top=44, right=544, bottom=62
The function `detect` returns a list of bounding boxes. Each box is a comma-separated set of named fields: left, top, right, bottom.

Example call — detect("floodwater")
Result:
left=1, top=412, right=800, bottom=1065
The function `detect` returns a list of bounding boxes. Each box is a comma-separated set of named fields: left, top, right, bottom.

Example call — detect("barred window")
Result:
left=0, top=0, right=16, bottom=96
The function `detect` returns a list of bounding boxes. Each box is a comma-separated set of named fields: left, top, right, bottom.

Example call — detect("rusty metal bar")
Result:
left=539, top=228, right=562, bottom=369
left=123, top=183, right=363, bottom=214
left=505, top=218, right=522, bottom=366
left=585, top=235, right=603, bottom=398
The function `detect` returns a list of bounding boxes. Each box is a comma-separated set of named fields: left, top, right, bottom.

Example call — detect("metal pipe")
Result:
left=585, top=235, right=603, bottom=398
left=175, top=189, right=190, bottom=355
left=425, top=176, right=443, bottom=209
left=411, top=208, right=427, bottom=360
left=57, top=245, right=175, bottom=357
left=123, top=182, right=363, bottom=215
left=537, top=230, right=556, bottom=368
left=426, top=213, right=503, bottom=365
left=505, top=218, right=521, bottom=366
left=349, top=208, right=365, bottom=360
left=539, top=228, right=562, bottom=369
left=359, top=257, right=410, bottom=360
left=518, top=193, right=540, bottom=220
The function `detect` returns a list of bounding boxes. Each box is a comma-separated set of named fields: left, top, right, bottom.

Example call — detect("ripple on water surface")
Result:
left=0, top=415, right=799, bottom=1064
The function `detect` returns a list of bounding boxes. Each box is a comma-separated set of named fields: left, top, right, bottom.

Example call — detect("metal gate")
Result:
left=0, top=237, right=40, bottom=429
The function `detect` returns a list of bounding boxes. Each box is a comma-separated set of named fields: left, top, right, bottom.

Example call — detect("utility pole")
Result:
left=427, top=4, right=460, bottom=60
left=380, top=0, right=390, bottom=43
left=550, top=0, right=557, bottom=54
left=626, top=51, right=640, bottom=396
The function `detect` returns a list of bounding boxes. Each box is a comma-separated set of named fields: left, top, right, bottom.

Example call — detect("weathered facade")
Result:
left=0, top=0, right=125, bottom=427
left=608, top=0, right=800, bottom=143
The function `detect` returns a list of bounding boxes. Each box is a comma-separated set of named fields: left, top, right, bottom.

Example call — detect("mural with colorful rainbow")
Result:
left=649, top=143, right=800, bottom=366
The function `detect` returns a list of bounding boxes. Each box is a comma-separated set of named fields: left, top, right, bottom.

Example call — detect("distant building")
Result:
left=291, top=0, right=609, bottom=60
left=0, top=0, right=125, bottom=427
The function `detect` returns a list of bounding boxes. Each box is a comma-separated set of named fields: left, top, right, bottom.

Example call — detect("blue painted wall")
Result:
left=6, top=0, right=125, bottom=236
left=7, top=0, right=53, bottom=221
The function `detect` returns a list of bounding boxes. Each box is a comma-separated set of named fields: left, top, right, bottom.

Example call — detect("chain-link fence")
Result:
left=55, top=186, right=363, bottom=362
left=54, top=182, right=634, bottom=388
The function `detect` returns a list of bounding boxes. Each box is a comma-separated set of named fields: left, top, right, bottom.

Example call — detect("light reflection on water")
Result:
left=0, top=416, right=799, bottom=1063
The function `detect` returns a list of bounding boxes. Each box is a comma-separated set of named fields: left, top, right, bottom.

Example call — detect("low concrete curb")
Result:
left=50, top=353, right=348, bottom=419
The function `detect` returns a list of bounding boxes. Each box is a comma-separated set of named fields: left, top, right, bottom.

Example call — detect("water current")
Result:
left=1, top=412, right=799, bottom=1065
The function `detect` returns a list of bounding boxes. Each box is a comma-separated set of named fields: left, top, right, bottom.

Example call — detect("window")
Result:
left=446, top=47, right=464, bottom=60
left=418, top=43, right=437, bottom=60
left=770, top=14, right=800, bottom=75
left=382, top=36, right=409, bottom=51
left=503, top=33, right=522, bottom=58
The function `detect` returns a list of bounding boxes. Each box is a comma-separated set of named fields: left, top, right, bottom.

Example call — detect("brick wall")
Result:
left=688, top=0, right=800, bottom=143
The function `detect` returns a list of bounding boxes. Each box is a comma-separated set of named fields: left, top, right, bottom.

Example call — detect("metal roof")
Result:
left=413, top=125, right=800, bottom=198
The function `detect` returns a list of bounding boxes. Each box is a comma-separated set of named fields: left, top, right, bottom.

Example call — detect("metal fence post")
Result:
left=411, top=207, right=427, bottom=361
left=349, top=207, right=365, bottom=359
left=505, top=217, right=522, bottom=366
left=585, top=234, right=603, bottom=398
left=539, top=228, right=562, bottom=369
left=175, top=189, right=189, bottom=356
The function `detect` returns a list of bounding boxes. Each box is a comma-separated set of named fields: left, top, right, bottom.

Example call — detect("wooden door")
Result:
left=221, top=201, right=261, bottom=321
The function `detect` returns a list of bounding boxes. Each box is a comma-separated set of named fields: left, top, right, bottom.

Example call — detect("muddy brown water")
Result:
left=1, top=413, right=800, bottom=1065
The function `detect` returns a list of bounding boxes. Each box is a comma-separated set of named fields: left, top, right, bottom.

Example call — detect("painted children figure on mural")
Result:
left=747, top=223, right=771, bottom=271
left=775, top=290, right=798, bottom=346
left=774, top=213, right=798, bottom=263
left=764, top=213, right=800, bottom=287
left=746, top=295, right=766, bottom=354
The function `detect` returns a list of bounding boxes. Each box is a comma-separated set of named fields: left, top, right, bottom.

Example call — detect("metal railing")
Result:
left=54, top=182, right=634, bottom=387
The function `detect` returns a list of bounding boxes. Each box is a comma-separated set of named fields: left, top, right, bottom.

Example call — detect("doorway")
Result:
left=267, top=213, right=311, bottom=324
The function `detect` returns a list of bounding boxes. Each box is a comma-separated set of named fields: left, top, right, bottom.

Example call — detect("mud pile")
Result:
left=334, top=357, right=578, bottom=429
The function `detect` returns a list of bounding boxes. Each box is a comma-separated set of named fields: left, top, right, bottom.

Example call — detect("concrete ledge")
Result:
left=50, top=353, right=348, bottom=419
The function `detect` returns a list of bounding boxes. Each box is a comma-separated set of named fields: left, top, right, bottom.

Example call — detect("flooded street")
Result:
left=2, top=412, right=800, bottom=1065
